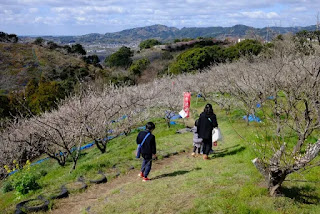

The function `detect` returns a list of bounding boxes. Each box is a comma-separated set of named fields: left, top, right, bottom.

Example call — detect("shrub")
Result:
left=33, top=37, right=44, bottom=45
left=13, top=172, right=41, bottom=195
left=161, top=51, right=173, bottom=60
left=224, top=39, right=263, bottom=61
left=2, top=180, right=14, bottom=193
left=27, top=81, right=65, bottom=114
left=47, top=41, right=59, bottom=49
left=105, top=46, right=133, bottom=68
left=39, top=170, right=47, bottom=177
left=0, top=94, right=10, bottom=118
left=70, top=44, right=86, bottom=55
left=129, top=58, right=150, bottom=76
left=83, top=55, right=100, bottom=66
left=0, top=32, right=18, bottom=43
left=139, top=39, right=161, bottom=50
left=169, top=46, right=225, bottom=74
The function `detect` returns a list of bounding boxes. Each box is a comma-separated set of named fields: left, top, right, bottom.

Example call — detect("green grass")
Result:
left=1, top=99, right=319, bottom=214
left=85, top=100, right=319, bottom=214
left=0, top=116, right=190, bottom=213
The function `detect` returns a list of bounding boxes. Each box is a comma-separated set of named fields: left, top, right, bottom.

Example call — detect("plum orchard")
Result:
left=0, top=77, right=188, bottom=175
left=206, top=36, right=320, bottom=196
left=0, top=36, right=319, bottom=196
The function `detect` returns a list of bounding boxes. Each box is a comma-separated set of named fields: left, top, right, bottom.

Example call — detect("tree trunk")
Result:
left=253, top=143, right=288, bottom=196
left=70, top=158, right=78, bottom=173
left=95, top=139, right=107, bottom=153
left=246, top=113, right=250, bottom=126
left=253, top=141, right=320, bottom=196
left=253, top=158, right=288, bottom=196
left=268, top=169, right=287, bottom=196
left=252, top=158, right=268, bottom=180
left=57, top=159, right=66, bottom=167
left=70, top=152, right=80, bottom=173
left=166, top=118, right=171, bottom=128
left=47, top=152, right=66, bottom=166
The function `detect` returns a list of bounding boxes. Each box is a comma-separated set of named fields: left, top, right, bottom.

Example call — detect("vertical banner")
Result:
left=183, top=92, right=191, bottom=118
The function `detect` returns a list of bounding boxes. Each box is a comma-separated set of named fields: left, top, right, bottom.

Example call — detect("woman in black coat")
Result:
left=197, top=103, right=218, bottom=159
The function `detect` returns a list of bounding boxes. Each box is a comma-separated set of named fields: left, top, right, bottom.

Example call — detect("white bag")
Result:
left=212, top=128, right=222, bottom=142
left=179, top=109, right=187, bottom=118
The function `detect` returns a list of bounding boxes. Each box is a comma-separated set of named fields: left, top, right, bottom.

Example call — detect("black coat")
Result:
left=136, top=130, right=156, bottom=159
left=197, top=112, right=218, bottom=140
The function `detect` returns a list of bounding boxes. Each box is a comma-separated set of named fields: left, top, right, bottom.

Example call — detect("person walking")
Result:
left=136, top=122, right=157, bottom=181
left=197, top=104, right=218, bottom=160
left=191, top=119, right=203, bottom=157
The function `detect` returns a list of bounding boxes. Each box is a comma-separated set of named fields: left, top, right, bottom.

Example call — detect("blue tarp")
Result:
left=8, top=142, right=97, bottom=176
left=8, top=112, right=180, bottom=176
left=30, top=157, right=50, bottom=166
left=80, top=143, right=94, bottom=150
left=137, top=126, right=145, bottom=130
left=267, top=96, right=275, bottom=100
left=256, top=103, right=261, bottom=108
left=171, top=114, right=182, bottom=120
left=8, top=170, right=17, bottom=175
left=165, top=111, right=175, bottom=119
left=243, top=114, right=262, bottom=122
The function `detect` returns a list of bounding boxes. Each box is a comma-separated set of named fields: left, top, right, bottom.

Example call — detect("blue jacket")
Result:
left=136, top=130, right=156, bottom=159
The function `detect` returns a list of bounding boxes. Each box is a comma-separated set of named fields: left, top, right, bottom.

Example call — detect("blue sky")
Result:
left=1, top=0, right=319, bottom=36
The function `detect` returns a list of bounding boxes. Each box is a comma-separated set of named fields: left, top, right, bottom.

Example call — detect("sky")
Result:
left=1, top=0, right=320, bottom=36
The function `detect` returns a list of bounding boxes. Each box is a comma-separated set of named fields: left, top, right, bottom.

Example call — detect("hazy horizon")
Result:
left=14, top=23, right=318, bottom=37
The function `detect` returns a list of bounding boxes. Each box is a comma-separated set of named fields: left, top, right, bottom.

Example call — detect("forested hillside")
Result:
left=29, top=24, right=318, bottom=45
left=0, top=43, right=88, bottom=92
left=0, top=40, right=107, bottom=117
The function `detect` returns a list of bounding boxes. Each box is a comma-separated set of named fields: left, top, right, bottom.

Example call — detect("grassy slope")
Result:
left=0, top=118, right=189, bottom=213
left=1, top=99, right=319, bottom=213
left=86, top=101, right=320, bottom=214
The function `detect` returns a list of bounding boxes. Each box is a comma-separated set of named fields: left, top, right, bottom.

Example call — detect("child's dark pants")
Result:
left=141, top=158, right=152, bottom=178
left=193, top=146, right=201, bottom=153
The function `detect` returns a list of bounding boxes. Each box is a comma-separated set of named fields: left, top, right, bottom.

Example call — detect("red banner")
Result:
left=183, top=92, right=191, bottom=118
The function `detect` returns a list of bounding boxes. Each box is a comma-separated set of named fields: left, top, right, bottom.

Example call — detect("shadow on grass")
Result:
left=214, top=144, right=240, bottom=152
left=281, top=185, right=320, bottom=205
left=213, top=146, right=246, bottom=158
left=66, top=152, right=88, bottom=163
left=152, top=167, right=201, bottom=180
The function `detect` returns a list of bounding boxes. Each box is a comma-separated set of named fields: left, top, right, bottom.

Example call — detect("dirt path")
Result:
left=50, top=153, right=188, bottom=214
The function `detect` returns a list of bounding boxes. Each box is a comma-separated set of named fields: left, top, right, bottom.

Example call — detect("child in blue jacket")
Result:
left=136, top=122, right=157, bottom=181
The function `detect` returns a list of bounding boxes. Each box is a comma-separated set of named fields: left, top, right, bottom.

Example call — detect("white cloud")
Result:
left=29, top=8, right=39, bottom=13
left=241, top=11, right=280, bottom=19
left=1, top=0, right=320, bottom=35
left=292, top=7, right=307, bottom=12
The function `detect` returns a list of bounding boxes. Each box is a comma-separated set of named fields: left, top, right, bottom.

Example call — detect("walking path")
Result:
left=50, top=152, right=193, bottom=214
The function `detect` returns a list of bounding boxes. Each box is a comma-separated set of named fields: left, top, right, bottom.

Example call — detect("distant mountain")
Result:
left=21, top=24, right=318, bottom=45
